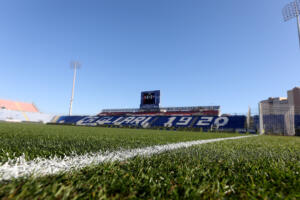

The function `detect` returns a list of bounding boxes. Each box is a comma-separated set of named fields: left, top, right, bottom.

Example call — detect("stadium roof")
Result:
left=0, top=99, right=39, bottom=113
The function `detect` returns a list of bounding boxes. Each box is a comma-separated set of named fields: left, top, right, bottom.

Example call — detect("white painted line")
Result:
left=0, top=135, right=257, bottom=181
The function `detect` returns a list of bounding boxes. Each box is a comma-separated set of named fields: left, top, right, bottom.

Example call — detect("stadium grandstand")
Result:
left=0, top=99, right=54, bottom=123
left=0, top=99, right=39, bottom=112
left=55, top=90, right=249, bottom=132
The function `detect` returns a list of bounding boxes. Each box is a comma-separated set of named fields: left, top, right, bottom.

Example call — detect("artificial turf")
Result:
left=0, top=123, right=299, bottom=199
left=0, top=122, right=237, bottom=163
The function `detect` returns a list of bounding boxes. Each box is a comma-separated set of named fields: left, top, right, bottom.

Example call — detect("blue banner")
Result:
left=55, top=115, right=246, bottom=130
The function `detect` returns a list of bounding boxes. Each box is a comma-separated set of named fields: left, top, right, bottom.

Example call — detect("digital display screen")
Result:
left=140, top=90, right=160, bottom=109
left=143, top=93, right=156, bottom=105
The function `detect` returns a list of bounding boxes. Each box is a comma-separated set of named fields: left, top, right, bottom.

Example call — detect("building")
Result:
left=260, top=97, right=288, bottom=115
left=288, top=87, right=300, bottom=114
left=260, top=87, right=300, bottom=113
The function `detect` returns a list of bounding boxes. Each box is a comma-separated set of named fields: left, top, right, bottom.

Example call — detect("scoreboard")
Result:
left=140, top=90, right=160, bottom=110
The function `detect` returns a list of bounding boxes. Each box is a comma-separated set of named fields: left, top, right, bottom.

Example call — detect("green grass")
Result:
left=0, top=122, right=237, bottom=163
left=0, top=122, right=299, bottom=199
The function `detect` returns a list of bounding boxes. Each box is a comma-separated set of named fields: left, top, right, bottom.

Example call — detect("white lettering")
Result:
left=214, top=117, right=229, bottom=127
left=164, top=117, right=177, bottom=127
left=141, top=117, right=153, bottom=128
left=130, top=117, right=146, bottom=125
left=76, top=116, right=99, bottom=126
left=196, top=117, right=213, bottom=126
left=176, top=117, right=192, bottom=126
left=113, top=117, right=125, bottom=125
left=120, top=117, right=135, bottom=124
left=96, top=117, right=113, bottom=125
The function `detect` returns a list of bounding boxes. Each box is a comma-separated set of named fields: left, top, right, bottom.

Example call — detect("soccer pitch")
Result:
left=0, top=123, right=299, bottom=199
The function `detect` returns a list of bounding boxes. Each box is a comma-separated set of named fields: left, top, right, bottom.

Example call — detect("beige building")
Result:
left=260, top=97, right=288, bottom=115
left=288, top=87, right=300, bottom=109
left=261, top=87, right=300, bottom=112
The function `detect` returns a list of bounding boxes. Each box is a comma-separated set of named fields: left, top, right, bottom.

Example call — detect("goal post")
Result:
left=259, top=103, right=264, bottom=135
left=259, top=103, right=296, bottom=136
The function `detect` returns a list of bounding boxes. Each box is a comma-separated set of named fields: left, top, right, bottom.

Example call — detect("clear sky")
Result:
left=0, top=0, right=299, bottom=115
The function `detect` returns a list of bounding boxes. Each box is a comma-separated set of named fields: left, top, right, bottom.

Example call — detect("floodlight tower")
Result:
left=283, top=0, right=300, bottom=47
left=69, top=61, right=81, bottom=116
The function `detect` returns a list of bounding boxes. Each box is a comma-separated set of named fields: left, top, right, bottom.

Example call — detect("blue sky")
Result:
left=0, top=0, right=299, bottom=115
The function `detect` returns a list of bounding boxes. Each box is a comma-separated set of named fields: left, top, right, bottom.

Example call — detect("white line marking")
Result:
left=0, top=135, right=257, bottom=181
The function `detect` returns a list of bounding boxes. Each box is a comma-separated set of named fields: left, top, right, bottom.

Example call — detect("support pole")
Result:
left=69, top=62, right=78, bottom=116
left=297, top=15, right=300, bottom=48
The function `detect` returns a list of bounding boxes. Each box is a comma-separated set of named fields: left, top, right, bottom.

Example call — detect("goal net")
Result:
left=259, top=103, right=295, bottom=136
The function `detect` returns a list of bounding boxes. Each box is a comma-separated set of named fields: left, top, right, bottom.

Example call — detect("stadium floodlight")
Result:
left=283, top=0, right=300, bottom=47
left=69, top=61, right=81, bottom=116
